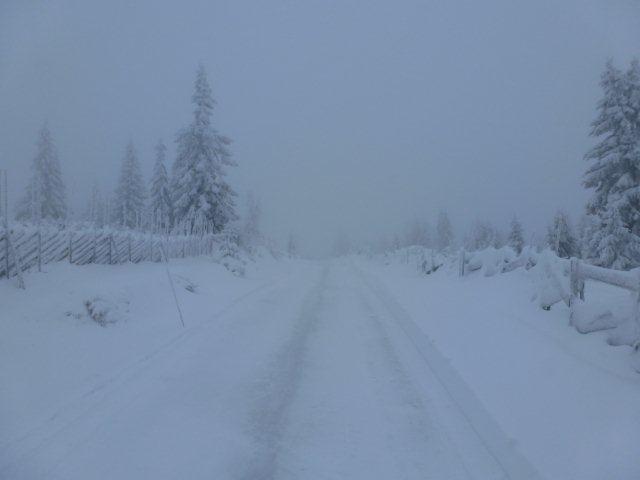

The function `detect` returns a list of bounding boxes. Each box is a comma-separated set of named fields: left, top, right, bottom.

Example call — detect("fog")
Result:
left=1, top=0, right=639, bottom=255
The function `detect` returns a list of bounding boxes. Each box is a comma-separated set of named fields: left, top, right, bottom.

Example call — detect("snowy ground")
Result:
left=1, top=254, right=639, bottom=479
left=359, top=254, right=640, bottom=480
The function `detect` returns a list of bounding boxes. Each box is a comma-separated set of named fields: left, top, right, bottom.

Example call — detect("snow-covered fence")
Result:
left=456, top=247, right=640, bottom=349
left=0, top=224, right=221, bottom=280
left=567, top=258, right=640, bottom=331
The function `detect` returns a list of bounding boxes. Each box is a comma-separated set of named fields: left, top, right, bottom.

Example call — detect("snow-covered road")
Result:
left=1, top=260, right=541, bottom=479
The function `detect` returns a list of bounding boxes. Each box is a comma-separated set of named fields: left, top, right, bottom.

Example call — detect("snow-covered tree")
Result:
left=584, top=59, right=640, bottom=268
left=547, top=211, right=578, bottom=258
left=149, top=140, right=173, bottom=232
left=508, top=216, right=525, bottom=254
left=436, top=211, right=454, bottom=252
left=113, top=141, right=146, bottom=229
left=576, top=213, right=597, bottom=259
left=287, top=233, right=298, bottom=257
left=465, top=220, right=500, bottom=251
left=240, top=192, right=262, bottom=247
left=587, top=207, right=640, bottom=269
left=16, top=123, right=67, bottom=222
left=171, top=65, right=237, bottom=234
left=85, top=181, right=107, bottom=227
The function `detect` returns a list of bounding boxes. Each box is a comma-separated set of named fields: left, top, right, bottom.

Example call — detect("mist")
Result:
left=1, top=0, right=640, bottom=255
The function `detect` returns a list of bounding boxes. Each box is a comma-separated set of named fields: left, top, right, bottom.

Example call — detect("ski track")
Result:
left=2, top=260, right=544, bottom=479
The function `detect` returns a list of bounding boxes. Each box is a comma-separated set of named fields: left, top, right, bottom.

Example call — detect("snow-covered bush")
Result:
left=84, top=295, right=128, bottom=327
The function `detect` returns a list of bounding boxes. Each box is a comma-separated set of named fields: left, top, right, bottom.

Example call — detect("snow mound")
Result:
left=465, top=246, right=516, bottom=277
left=607, top=319, right=640, bottom=347
left=173, top=275, right=199, bottom=293
left=83, top=294, right=129, bottom=326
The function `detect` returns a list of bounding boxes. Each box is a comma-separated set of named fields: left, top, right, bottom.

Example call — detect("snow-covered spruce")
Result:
left=113, top=141, right=146, bottom=229
left=171, top=65, right=237, bottom=234
left=508, top=216, right=525, bottom=255
left=584, top=59, right=640, bottom=269
left=16, top=123, right=67, bottom=223
left=436, top=210, right=454, bottom=252
left=149, top=139, right=173, bottom=232
left=547, top=210, right=578, bottom=259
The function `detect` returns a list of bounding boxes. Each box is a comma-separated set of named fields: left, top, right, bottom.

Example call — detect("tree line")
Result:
left=391, top=58, right=640, bottom=270
left=14, top=65, right=237, bottom=236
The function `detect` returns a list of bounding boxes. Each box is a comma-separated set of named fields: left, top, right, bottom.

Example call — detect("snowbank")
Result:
left=0, top=253, right=289, bottom=455
left=359, top=250, right=640, bottom=480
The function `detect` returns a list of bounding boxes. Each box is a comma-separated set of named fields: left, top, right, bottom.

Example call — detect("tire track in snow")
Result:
left=353, top=262, right=544, bottom=480
left=238, top=265, right=328, bottom=480
left=355, top=285, right=476, bottom=480
left=0, top=275, right=288, bottom=479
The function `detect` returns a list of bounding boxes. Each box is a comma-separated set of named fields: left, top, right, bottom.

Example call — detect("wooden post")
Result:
left=569, top=257, right=585, bottom=325
left=634, top=271, right=640, bottom=350
left=69, top=232, right=73, bottom=264
left=108, top=234, right=112, bottom=265
left=37, top=230, right=42, bottom=272
left=128, top=234, right=132, bottom=262
left=111, top=235, right=118, bottom=264
left=92, top=233, right=97, bottom=264
left=5, top=231, right=9, bottom=277
left=458, top=249, right=465, bottom=277
left=6, top=231, right=25, bottom=289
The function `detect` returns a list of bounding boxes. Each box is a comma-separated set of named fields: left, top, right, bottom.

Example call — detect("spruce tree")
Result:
left=588, top=207, right=640, bottom=269
left=287, top=234, right=298, bottom=257
left=113, top=141, right=146, bottom=229
left=584, top=59, right=640, bottom=268
left=465, top=220, right=501, bottom=251
left=508, top=216, right=525, bottom=254
left=149, top=140, right=173, bottom=232
left=16, top=123, right=67, bottom=222
left=85, top=181, right=106, bottom=227
left=436, top=211, right=454, bottom=252
left=241, top=193, right=262, bottom=246
left=171, top=65, right=237, bottom=233
left=547, top=211, right=578, bottom=258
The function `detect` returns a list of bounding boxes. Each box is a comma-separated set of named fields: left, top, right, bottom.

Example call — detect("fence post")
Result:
left=569, top=257, right=584, bottom=326
left=108, top=234, right=112, bottom=264
left=37, top=229, right=42, bottom=272
left=634, top=272, right=640, bottom=349
left=128, top=234, right=132, bottom=262
left=69, top=232, right=73, bottom=264
left=458, top=249, right=465, bottom=277
left=6, top=230, right=25, bottom=289
left=5, top=231, right=10, bottom=276
left=92, top=233, right=97, bottom=264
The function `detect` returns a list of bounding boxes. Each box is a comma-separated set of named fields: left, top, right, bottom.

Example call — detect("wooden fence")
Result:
left=567, top=257, right=640, bottom=329
left=457, top=247, right=640, bottom=345
left=0, top=225, right=221, bottom=280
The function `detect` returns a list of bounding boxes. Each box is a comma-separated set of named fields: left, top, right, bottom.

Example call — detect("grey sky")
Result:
left=1, top=0, right=639, bottom=255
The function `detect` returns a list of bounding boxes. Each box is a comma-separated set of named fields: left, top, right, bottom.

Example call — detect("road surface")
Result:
left=1, top=261, right=541, bottom=479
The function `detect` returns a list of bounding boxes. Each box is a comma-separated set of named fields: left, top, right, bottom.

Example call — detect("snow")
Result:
left=1, top=251, right=639, bottom=479
left=360, top=251, right=640, bottom=480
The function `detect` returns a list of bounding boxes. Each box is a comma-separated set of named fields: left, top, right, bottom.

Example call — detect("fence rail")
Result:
left=0, top=224, right=222, bottom=280
left=455, top=247, right=640, bottom=349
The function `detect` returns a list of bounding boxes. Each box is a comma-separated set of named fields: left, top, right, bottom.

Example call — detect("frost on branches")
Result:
left=584, top=59, right=640, bottom=269
left=547, top=211, right=578, bottom=259
left=508, top=216, right=525, bottom=254
left=171, top=65, right=237, bottom=234
left=113, top=141, right=146, bottom=229
left=149, top=140, right=173, bottom=232
left=16, top=123, right=67, bottom=222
